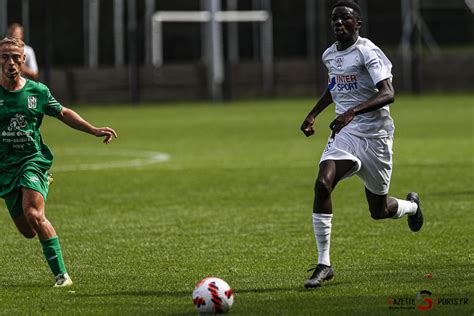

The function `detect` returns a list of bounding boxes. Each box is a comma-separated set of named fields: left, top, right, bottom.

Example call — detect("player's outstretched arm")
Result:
left=329, top=79, right=394, bottom=137
left=301, top=88, right=333, bottom=137
left=55, top=107, right=118, bottom=144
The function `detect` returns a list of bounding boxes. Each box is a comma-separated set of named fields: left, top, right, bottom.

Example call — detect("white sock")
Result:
left=312, top=213, right=333, bottom=266
left=392, top=198, right=418, bottom=219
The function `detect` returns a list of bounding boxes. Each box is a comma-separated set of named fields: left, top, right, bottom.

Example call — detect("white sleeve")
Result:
left=24, top=45, right=39, bottom=73
left=363, top=47, right=392, bottom=85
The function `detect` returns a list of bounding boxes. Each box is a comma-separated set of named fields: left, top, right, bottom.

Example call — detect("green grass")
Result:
left=0, top=94, right=473, bottom=315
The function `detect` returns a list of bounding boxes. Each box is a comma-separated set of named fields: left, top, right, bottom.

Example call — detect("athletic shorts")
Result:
left=3, top=168, right=49, bottom=219
left=320, top=129, right=393, bottom=195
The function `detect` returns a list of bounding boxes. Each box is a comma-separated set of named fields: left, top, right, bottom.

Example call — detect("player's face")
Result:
left=331, top=7, right=361, bottom=42
left=0, top=44, right=25, bottom=80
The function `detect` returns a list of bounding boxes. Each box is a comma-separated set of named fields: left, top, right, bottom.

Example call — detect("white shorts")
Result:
left=320, top=129, right=393, bottom=195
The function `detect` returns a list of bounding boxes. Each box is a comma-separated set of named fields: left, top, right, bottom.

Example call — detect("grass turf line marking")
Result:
left=52, top=149, right=170, bottom=172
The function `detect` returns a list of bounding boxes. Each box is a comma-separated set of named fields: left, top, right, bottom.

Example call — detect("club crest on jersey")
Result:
left=335, top=55, right=344, bottom=69
left=27, top=96, right=37, bottom=109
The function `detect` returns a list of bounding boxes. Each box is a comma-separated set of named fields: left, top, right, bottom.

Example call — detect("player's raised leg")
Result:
left=304, top=159, right=355, bottom=289
left=365, top=189, right=423, bottom=231
left=21, top=188, right=73, bottom=287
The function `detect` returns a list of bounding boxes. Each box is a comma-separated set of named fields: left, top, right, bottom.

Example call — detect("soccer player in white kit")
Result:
left=7, top=23, right=39, bottom=80
left=300, top=0, right=424, bottom=289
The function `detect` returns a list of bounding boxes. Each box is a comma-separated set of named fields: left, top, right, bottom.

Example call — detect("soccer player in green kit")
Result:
left=0, top=37, right=117, bottom=287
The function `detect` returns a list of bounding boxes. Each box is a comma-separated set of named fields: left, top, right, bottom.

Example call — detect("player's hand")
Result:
left=301, top=116, right=316, bottom=137
left=93, top=127, right=118, bottom=144
left=329, top=108, right=355, bottom=138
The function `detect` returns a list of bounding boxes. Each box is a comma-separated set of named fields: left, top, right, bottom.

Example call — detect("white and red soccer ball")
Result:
left=192, top=277, right=234, bottom=314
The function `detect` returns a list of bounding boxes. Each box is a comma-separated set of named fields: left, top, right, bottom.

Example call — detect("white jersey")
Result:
left=323, top=37, right=394, bottom=138
left=24, top=44, right=38, bottom=74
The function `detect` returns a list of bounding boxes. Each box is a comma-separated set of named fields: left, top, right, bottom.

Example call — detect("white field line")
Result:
left=52, top=149, right=170, bottom=172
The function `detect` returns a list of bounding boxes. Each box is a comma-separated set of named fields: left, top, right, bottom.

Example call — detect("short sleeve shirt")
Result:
left=0, top=79, right=62, bottom=195
left=322, top=37, right=394, bottom=138
left=24, top=45, right=38, bottom=74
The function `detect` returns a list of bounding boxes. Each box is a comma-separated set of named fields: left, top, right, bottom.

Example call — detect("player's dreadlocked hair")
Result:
left=332, top=0, right=362, bottom=19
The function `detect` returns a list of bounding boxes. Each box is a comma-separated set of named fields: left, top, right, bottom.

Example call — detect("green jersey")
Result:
left=0, top=79, right=62, bottom=197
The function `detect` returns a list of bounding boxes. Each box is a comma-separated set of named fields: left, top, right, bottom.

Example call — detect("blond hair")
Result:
left=0, top=37, right=25, bottom=49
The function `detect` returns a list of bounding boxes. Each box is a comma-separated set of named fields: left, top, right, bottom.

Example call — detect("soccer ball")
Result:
left=192, top=277, right=234, bottom=314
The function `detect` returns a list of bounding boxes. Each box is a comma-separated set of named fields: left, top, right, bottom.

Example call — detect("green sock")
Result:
left=41, top=236, right=67, bottom=276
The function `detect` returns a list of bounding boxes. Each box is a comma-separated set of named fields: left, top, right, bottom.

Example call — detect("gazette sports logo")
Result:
left=328, top=74, right=358, bottom=91
left=387, top=290, right=470, bottom=311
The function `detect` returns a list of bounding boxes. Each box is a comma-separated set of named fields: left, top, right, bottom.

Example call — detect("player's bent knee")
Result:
left=315, top=178, right=332, bottom=197
left=24, top=207, right=45, bottom=228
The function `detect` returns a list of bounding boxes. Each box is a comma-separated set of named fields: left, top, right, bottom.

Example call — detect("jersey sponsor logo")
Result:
left=27, top=96, right=37, bottom=109
left=328, top=74, right=359, bottom=91
left=0, top=100, right=4, bottom=106
left=8, top=114, right=27, bottom=131
left=335, top=55, right=344, bottom=69
left=1, top=113, right=32, bottom=149
left=328, top=77, right=337, bottom=91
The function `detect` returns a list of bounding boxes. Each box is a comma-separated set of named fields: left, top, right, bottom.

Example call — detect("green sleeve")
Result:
left=45, top=89, right=63, bottom=117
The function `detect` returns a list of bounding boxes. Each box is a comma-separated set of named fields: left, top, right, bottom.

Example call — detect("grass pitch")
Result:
left=0, top=94, right=472, bottom=315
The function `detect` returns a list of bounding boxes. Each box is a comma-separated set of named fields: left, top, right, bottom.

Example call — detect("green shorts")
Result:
left=3, top=168, right=49, bottom=219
